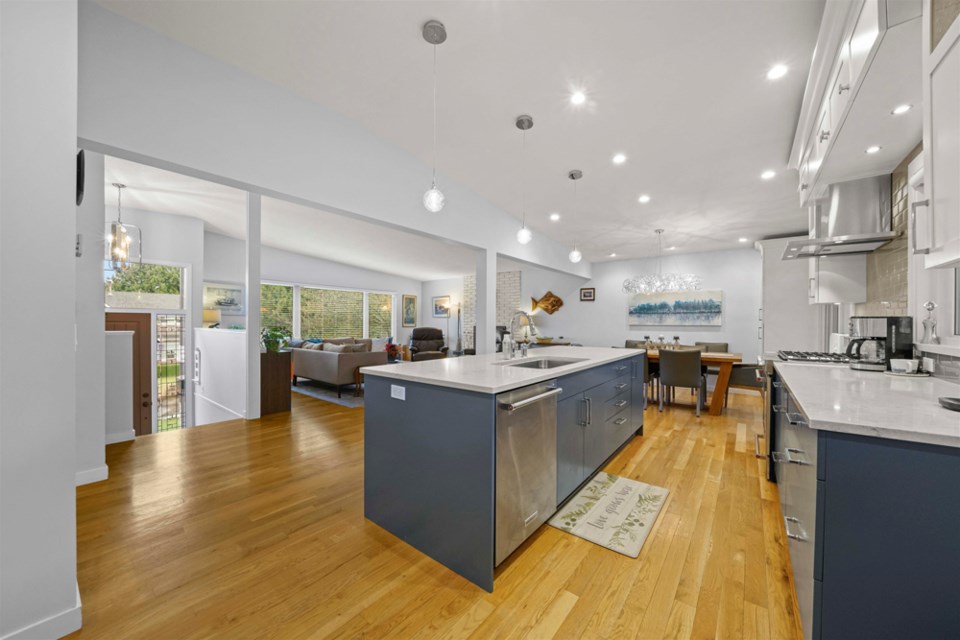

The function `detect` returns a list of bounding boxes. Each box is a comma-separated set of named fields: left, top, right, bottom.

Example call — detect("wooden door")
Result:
left=106, top=312, right=152, bottom=436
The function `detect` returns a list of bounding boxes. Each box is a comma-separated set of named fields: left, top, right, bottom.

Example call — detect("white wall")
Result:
left=0, top=1, right=81, bottom=638
left=205, top=232, right=423, bottom=343
left=77, top=3, right=592, bottom=292
left=76, top=151, right=108, bottom=485
left=420, top=278, right=465, bottom=346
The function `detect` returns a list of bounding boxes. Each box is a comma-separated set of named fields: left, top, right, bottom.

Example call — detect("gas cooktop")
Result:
left=778, top=350, right=851, bottom=363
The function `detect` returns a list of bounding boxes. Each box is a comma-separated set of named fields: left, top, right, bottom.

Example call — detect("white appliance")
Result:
left=756, top=237, right=834, bottom=357
left=193, top=328, right=247, bottom=426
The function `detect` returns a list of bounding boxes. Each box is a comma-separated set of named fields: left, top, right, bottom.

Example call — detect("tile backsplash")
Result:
left=854, top=145, right=922, bottom=318
left=919, top=350, right=960, bottom=382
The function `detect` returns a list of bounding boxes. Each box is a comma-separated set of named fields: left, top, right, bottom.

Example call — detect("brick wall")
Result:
left=460, top=271, right=520, bottom=349
left=854, top=145, right=922, bottom=317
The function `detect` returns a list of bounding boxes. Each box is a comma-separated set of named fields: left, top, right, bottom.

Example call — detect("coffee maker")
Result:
left=846, top=316, right=913, bottom=371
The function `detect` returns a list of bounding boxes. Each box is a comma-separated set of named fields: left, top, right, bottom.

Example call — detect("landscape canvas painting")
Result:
left=627, top=290, right=723, bottom=326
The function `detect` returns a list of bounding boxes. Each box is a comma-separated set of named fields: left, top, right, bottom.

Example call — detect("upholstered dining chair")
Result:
left=625, top=340, right=657, bottom=406
left=725, top=363, right=765, bottom=407
left=408, top=327, right=448, bottom=362
left=658, top=349, right=707, bottom=417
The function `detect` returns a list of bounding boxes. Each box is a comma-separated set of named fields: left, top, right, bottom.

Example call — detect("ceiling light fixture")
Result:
left=549, top=212, right=560, bottom=222
left=612, top=153, right=626, bottom=165
left=891, top=104, right=912, bottom=115
left=622, top=230, right=701, bottom=294
left=761, top=169, right=776, bottom=180
left=515, top=114, right=534, bottom=245
left=638, top=194, right=651, bottom=204
left=568, top=169, right=583, bottom=263
left=570, top=90, right=586, bottom=105
left=609, top=253, right=617, bottom=258
left=422, top=20, right=447, bottom=213
left=104, top=183, right=141, bottom=271
left=865, top=145, right=882, bottom=154
left=767, top=64, right=788, bottom=80
left=739, top=237, right=749, bottom=243
left=666, top=246, right=677, bottom=251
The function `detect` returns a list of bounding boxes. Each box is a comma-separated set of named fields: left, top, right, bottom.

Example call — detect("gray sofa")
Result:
left=291, top=338, right=388, bottom=397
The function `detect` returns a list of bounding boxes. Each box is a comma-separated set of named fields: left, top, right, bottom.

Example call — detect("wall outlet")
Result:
left=922, top=357, right=935, bottom=374
left=390, top=384, right=406, bottom=401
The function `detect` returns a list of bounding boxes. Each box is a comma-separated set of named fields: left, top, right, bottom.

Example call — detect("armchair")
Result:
left=408, top=327, right=448, bottom=362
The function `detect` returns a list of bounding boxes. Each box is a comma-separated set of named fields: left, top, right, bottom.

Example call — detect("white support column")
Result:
left=245, top=192, right=261, bottom=419
left=292, top=284, right=302, bottom=340
left=474, top=249, right=498, bottom=354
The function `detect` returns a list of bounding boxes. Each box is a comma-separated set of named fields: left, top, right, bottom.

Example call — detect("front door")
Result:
left=106, top=312, right=152, bottom=436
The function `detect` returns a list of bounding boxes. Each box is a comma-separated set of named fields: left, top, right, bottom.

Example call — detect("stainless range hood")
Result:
left=782, top=175, right=897, bottom=259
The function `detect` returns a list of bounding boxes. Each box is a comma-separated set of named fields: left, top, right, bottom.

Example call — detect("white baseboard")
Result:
left=105, top=429, right=135, bottom=445
left=75, top=465, right=109, bottom=486
left=1, top=583, right=81, bottom=640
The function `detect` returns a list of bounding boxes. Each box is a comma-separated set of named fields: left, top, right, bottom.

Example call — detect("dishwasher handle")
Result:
left=499, top=387, right=562, bottom=412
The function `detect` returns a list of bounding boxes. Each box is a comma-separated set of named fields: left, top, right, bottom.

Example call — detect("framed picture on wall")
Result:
left=580, top=287, right=596, bottom=302
left=432, top=295, right=451, bottom=318
left=203, top=282, right=245, bottom=315
left=401, top=294, right=417, bottom=327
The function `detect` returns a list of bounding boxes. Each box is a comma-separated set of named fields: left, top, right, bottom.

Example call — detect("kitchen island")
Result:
left=361, top=347, right=645, bottom=590
left=771, top=363, right=960, bottom=640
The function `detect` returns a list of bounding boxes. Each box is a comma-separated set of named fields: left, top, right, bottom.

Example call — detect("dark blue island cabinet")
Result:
left=772, top=375, right=960, bottom=640
left=364, top=354, right=646, bottom=592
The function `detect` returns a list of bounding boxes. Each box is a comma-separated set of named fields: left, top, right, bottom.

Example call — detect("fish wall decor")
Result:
left=531, top=291, right=564, bottom=315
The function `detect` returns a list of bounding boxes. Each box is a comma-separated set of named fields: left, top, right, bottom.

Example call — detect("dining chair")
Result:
left=658, top=349, right=706, bottom=417
left=725, top=363, right=764, bottom=407
left=625, top=340, right=657, bottom=405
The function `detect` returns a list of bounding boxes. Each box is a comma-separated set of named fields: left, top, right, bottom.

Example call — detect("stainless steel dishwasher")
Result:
left=495, top=380, right=561, bottom=566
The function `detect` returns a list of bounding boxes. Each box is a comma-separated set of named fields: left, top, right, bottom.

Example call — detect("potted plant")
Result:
left=261, top=326, right=289, bottom=353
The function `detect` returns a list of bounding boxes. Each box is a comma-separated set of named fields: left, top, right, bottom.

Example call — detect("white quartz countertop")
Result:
left=773, top=362, right=960, bottom=448
left=361, top=347, right=639, bottom=394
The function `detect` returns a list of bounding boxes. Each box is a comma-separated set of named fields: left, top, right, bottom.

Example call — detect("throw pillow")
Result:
left=288, top=339, right=305, bottom=348
left=303, top=342, right=322, bottom=350
left=323, top=343, right=350, bottom=353
left=349, top=343, right=367, bottom=352
left=371, top=337, right=389, bottom=353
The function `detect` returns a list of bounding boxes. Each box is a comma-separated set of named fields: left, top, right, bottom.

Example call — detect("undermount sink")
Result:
left=504, top=357, right=587, bottom=370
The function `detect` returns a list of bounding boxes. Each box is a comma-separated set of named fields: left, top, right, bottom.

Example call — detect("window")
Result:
left=368, top=293, right=393, bottom=339
left=260, top=284, right=293, bottom=334
left=300, top=287, right=364, bottom=339
left=104, top=262, right=183, bottom=309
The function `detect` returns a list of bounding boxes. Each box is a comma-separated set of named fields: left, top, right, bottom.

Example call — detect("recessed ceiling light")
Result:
left=608, top=252, right=617, bottom=258
left=638, top=194, right=651, bottom=204
left=612, top=153, right=626, bottom=165
left=891, top=104, right=912, bottom=115
left=865, top=145, right=881, bottom=154
left=738, top=237, right=749, bottom=243
left=549, top=212, right=560, bottom=222
left=761, top=170, right=776, bottom=180
left=570, top=91, right=586, bottom=105
left=666, top=246, right=676, bottom=251
left=767, top=64, right=788, bottom=80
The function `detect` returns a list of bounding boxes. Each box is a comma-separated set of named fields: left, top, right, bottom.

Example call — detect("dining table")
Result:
left=645, top=349, right=743, bottom=416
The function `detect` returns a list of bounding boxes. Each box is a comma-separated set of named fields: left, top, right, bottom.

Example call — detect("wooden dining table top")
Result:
left=645, top=350, right=743, bottom=364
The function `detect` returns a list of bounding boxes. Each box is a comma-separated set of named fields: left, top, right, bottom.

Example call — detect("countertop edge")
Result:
left=361, top=349, right=641, bottom=394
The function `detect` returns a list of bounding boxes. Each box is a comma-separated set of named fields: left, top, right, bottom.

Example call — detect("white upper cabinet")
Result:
left=921, top=0, right=960, bottom=268
left=792, top=0, right=923, bottom=206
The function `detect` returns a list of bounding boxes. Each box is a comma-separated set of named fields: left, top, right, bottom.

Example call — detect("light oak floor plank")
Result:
left=68, top=392, right=800, bottom=639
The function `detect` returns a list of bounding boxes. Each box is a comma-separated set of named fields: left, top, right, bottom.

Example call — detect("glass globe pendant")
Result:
left=516, top=225, right=532, bottom=245
left=569, top=247, right=582, bottom=263
left=567, top=169, right=584, bottom=264
left=423, top=182, right=445, bottom=213
left=514, top=115, right=535, bottom=245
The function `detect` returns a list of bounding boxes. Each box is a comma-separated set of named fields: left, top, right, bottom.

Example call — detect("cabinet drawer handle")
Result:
left=784, top=447, right=810, bottom=465
left=800, top=182, right=809, bottom=191
left=615, top=383, right=628, bottom=391
left=754, top=433, right=765, bottom=459
left=911, top=199, right=931, bottom=255
left=615, top=366, right=628, bottom=373
left=837, top=83, right=850, bottom=94
left=819, top=129, right=830, bottom=142
left=786, top=412, right=807, bottom=427
left=614, top=400, right=628, bottom=408
left=784, top=516, right=808, bottom=542
left=772, top=381, right=781, bottom=388
left=772, top=404, right=786, bottom=413
left=614, top=417, right=628, bottom=426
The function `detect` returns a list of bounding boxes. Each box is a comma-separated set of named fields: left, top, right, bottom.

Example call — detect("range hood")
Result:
left=782, top=175, right=897, bottom=259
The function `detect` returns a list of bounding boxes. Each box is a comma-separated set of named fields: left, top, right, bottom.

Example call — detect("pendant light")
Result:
left=422, top=20, right=447, bottom=213
left=515, top=114, right=534, bottom=245
left=622, top=229, right=702, bottom=294
left=104, top=183, right=142, bottom=271
left=568, top=170, right=583, bottom=263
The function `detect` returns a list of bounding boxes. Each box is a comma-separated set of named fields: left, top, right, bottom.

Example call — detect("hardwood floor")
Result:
left=69, top=392, right=801, bottom=639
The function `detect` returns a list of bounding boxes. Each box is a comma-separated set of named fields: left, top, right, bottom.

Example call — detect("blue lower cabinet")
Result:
left=557, top=393, right=586, bottom=506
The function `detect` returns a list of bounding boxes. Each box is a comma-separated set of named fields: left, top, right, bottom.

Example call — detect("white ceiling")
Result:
left=104, top=156, right=480, bottom=281
left=96, top=0, right=826, bottom=260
